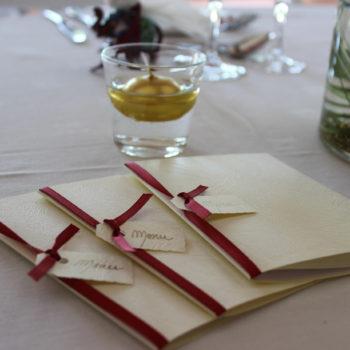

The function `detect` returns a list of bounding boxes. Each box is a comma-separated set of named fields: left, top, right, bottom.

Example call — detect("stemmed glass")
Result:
left=258, top=0, right=306, bottom=74
left=203, top=0, right=246, bottom=81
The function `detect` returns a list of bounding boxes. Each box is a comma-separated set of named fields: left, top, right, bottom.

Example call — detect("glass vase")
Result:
left=320, top=0, right=350, bottom=162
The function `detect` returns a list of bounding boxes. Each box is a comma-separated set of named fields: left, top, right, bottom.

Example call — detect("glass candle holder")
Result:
left=101, top=43, right=206, bottom=158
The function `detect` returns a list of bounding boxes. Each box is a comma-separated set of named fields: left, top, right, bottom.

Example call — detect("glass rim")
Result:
left=101, top=43, right=206, bottom=69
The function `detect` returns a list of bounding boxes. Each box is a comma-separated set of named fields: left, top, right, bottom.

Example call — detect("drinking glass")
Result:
left=101, top=43, right=206, bottom=158
left=266, top=0, right=305, bottom=74
left=252, top=0, right=305, bottom=74
left=203, top=0, right=246, bottom=81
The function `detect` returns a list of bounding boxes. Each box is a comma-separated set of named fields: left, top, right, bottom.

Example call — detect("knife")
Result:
left=218, top=32, right=271, bottom=59
left=42, top=9, right=87, bottom=44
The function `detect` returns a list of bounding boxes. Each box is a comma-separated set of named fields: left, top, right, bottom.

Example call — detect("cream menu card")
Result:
left=126, top=153, right=350, bottom=281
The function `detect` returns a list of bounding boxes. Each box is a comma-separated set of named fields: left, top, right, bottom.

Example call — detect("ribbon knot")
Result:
left=28, top=224, right=79, bottom=281
left=44, top=248, right=61, bottom=261
left=178, top=185, right=211, bottom=219
left=104, top=218, right=123, bottom=237
left=0, top=222, right=79, bottom=282
left=104, top=193, right=153, bottom=253
left=177, top=192, right=192, bottom=204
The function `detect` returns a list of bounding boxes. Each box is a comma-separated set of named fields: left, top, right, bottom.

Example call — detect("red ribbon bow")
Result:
left=0, top=222, right=79, bottom=281
left=178, top=185, right=211, bottom=219
left=104, top=193, right=153, bottom=252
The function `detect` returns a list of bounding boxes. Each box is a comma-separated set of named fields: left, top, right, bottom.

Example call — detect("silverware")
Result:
left=218, top=32, right=271, bottom=59
left=64, top=6, right=95, bottom=27
left=42, top=9, right=87, bottom=44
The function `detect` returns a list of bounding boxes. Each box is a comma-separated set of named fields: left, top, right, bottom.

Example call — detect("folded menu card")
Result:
left=125, top=153, right=350, bottom=281
left=40, top=175, right=316, bottom=318
left=0, top=191, right=313, bottom=349
left=0, top=192, right=214, bottom=349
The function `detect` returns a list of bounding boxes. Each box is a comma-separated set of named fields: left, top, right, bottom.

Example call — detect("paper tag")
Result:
left=171, top=194, right=256, bottom=215
left=195, top=195, right=256, bottom=215
left=96, top=221, right=186, bottom=253
left=35, top=251, right=133, bottom=284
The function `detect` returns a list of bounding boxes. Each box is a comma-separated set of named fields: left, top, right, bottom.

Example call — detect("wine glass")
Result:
left=203, top=0, right=246, bottom=82
left=259, top=0, right=306, bottom=74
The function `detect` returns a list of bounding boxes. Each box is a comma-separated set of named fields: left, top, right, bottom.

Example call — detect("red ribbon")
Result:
left=41, top=187, right=99, bottom=228
left=125, top=161, right=262, bottom=279
left=178, top=185, right=211, bottom=219
left=183, top=211, right=260, bottom=278
left=0, top=222, right=168, bottom=348
left=61, top=278, right=168, bottom=349
left=104, top=193, right=153, bottom=252
left=125, top=162, right=174, bottom=198
left=0, top=222, right=79, bottom=281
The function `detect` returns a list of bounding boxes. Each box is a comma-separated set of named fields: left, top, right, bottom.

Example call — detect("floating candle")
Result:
left=108, top=73, right=199, bottom=122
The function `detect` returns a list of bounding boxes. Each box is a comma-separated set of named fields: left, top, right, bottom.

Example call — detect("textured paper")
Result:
left=0, top=192, right=215, bottom=347
left=44, top=174, right=322, bottom=315
left=96, top=221, right=186, bottom=253
left=35, top=250, right=133, bottom=283
left=129, top=153, right=350, bottom=280
left=171, top=194, right=256, bottom=215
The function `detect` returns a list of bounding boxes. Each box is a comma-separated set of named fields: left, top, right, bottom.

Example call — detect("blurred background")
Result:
left=0, top=0, right=338, bottom=9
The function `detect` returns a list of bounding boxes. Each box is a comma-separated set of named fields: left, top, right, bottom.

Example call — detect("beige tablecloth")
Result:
left=1, top=5, right=350, bottom=350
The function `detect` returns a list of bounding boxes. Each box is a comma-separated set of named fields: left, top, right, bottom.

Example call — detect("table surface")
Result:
left=1, top=5, right=350, bottom=350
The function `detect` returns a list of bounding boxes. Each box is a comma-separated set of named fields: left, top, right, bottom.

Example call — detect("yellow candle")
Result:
left=108, top=73, right=198, bottom=122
